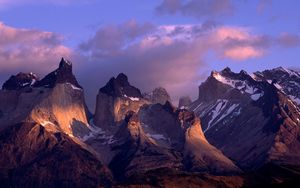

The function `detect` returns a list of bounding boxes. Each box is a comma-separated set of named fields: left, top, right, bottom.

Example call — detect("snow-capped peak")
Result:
left=212, top=70, right=264, bottom=101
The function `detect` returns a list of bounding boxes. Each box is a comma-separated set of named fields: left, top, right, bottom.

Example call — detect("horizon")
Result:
left=0, top=0, right=300, bottom=109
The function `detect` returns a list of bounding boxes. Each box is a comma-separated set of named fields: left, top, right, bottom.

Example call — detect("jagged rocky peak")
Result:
left=99, top=73, right=142, bottom=98
left=143, top=87, right=171, bottom=105
left=94, top=73, right=148, bottom=129
left=254, top=66, right=300, bottom=106
left=213, top=67, right=254, bottom=82
left=190, top=66, right=300, bottom=170
left=59, top=57, right=72, bottom=69
left=178, top=96, right=192, bottom=109
left=2, top=72, right=38, bottom=90
left=34, top=57, right=82, bottom=89
left=221, top=67, right=232, bottom=74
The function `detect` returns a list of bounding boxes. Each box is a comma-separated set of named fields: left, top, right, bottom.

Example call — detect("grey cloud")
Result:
left=156, top=0, right=234, bottom=19
left=276, top=33, right=300, bottom=47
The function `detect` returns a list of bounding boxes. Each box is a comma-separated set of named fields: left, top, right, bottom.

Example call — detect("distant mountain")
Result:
left=189, top=67, right=300, bottom=170
left=143, top=87, right=171, bottom=105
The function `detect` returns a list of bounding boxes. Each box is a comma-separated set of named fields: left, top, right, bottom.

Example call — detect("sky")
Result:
left=0, top=0, right=300, bottom=109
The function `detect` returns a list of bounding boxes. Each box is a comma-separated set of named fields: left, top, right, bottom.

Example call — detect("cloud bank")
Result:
left=76, top=21, right=269, bottom=108
left=1, top=20, right=300, bottom=110
left=0, top=22, right=71, bottom=79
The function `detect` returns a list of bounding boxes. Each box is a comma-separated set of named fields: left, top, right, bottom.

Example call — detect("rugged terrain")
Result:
left=1, top=58, right=300, bottom=187
left=189, top=67, right=300, bottom=171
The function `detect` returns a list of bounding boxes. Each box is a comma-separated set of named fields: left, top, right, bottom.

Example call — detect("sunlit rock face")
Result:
left=30, top=83, right=90, bottom=138
left=139, top=102, right=240, bottom=174
left=0, top=58, right=112, bottom=187
left=0, top=58, right=90, bottom=138
left=183, top=114, right=240, bottom=174
left=94, top=73, right=149, bottom=130
left=0, top=122, right=112, bottom=187
left=109, top=111, right=183, bottom=180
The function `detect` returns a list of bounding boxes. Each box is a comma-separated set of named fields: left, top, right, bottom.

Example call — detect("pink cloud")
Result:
left=77, top=22, right=267, bottom=108
left=0, top=22, right=71, bottom=75
left=223, top=46, right=264, bottom=61
left=78, top=21, right=300, bottom=109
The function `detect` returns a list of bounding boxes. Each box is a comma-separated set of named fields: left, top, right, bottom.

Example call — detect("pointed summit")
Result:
left=99, top=73, right=142, bottom=98
left=58, top=57, right=72, bottom=71
left=115, top=73, right=129, bottom=86
left=221, top=67, right=232, bottom=74
left=34, top=58, right=81, bottom=88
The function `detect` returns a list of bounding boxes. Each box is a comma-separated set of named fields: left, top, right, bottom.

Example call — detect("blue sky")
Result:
left=0, top=0, right=299, bottom=107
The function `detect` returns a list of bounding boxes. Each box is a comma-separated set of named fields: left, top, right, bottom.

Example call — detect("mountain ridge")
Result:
left=1, top=58, right=300, bottom=187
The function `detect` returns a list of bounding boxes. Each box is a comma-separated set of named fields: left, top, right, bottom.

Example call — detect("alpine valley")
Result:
left=1, top=58, right=300, bottom=188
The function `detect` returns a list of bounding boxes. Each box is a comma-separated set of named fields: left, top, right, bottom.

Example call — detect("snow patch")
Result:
left=124, top=94, right=140, bottom=101
left=251, top=93, right=263, bottom=101
left=250, top=73, right=258, bottom=80
left=67, top=83, right=82, bottom=91
left=81, top=120, right=106, bottom=141
left=146, top=133, right=166, bottom=140
left=274, top=83, right=283, bottom=90
left=215, top=104, right=239, bottom=125
left=31, top=79, right=36, bottom=85
left=213, top=72, right=263, bottom=99
left=289, top=95, right=300, bottom=106
left=204, top=99, right=228, bottom=133
left=40, top=121, right=55, bottom=127
left=213, top=73, right=236, bottom=88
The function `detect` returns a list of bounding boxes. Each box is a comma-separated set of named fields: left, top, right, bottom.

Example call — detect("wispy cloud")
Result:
left=257, top=0, right=272, bottom=14
left=0, top=0, right=93, bottom=8
left=155, top=0, right=234, bottom=19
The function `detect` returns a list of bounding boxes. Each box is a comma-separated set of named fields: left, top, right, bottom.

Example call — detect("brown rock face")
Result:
left=139, top=103, right=241, bottom=174
left=94, top=73, right=149, bottom=129
left=0, top=58, right=90, bottom=138
left=0, top=122, right=112, bottom=187
left=109, top=111, right=183, bottom=180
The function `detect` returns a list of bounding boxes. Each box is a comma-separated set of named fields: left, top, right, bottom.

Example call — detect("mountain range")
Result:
left=0, top=58, right=300, bottom=187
